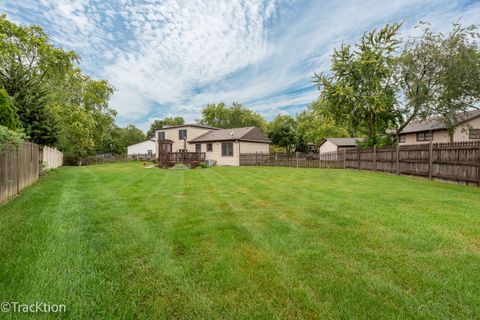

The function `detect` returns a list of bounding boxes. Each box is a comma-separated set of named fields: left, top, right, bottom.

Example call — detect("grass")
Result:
left=0, top=162, right=479, bottom=319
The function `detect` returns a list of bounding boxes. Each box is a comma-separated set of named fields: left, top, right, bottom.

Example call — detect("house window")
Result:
left=416, top=131, right=432, bottom=142
left=399, top=135, right=406, bottom=143
left=147, top=150, right=152, bottom=155
left=179, top=129, right=187, bottom=140
left=221, top=142, right=234, bottom=156
left=158, top=131, right=165, bottom=140
left=206, top=143, right=213, bottom=152
left=195, top=143, right=201, bottom=152
left=469, top=129, right=479, bottom=139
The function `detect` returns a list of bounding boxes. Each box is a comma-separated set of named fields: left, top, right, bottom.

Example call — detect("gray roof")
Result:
left=189, top=127, right=271, bottom=143
left=323, top=138, right=364, bottom=147
left=400, top=109, right=480, bottom=134
left=156, top=123, right=219, bottom=131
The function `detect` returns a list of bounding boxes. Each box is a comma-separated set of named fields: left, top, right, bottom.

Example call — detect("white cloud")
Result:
left=3, top=0, right=480, bottom=128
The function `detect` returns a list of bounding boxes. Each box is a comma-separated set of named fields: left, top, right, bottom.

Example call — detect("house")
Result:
left=127, top=139, right=156, bottom=156
left=155, top=124, right=271, bottom=166
left=319, top=138, right=363, bottom=154
left=399, top=109, right=480, bottom=145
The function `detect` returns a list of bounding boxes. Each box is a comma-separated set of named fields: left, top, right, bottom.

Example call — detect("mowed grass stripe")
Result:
left=0, top=162, right=479, bottom=319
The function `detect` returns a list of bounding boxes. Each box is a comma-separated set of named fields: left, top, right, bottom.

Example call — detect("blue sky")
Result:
left=2, top=0, right=480, bottom=130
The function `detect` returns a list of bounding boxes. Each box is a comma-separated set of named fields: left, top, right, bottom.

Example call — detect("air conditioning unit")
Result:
left=205, top=159, right=216, bottom=166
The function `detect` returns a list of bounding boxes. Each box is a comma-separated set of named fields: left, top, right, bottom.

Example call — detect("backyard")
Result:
left=0, top=162, right=479, bottom=319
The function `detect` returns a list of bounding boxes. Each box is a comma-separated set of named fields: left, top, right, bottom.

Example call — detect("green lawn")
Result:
left=0, top=162, right=479, bottom=319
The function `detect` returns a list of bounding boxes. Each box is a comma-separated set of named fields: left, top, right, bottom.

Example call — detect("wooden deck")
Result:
left=158, top=152, right=205, bottom=167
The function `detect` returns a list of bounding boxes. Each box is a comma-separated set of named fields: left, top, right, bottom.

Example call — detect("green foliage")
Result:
left=396, top=22, right=480, bottom=140
left=119, top=125, right=146, bottom=151
left=296, top=102, right=350, bottom=149
left=198, top=161, right=208, bottom=168
left=267, top=115, right=297, bottom=153
left=0, top=15, right=118, bottom=156
left=0, top=88, right=19, bottom=129
left=313, top=24, right=402, bottom=146
left=146, top=116, right=184, bottom=138
left=0, top=125, right=26, bottom=152
left=200, top=102, right=266, bottom=130
left=0, top=14, right=78, bottom=145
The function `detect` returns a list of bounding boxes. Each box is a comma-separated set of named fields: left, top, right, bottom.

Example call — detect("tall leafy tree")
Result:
left=396, top=22, right=480, bottom=140
left=200, top=102, right=266, bottom=130
left=296, top=101, right=350, bottom=149
left=313, top=24, right=402, bottom=146
left=146, top=116, right=185, bottom=137
left=0, top=14, right=78, bottom=145
left=267, top=115, right=297, bottom=153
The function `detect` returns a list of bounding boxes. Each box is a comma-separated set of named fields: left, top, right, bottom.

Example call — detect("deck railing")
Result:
left=158, top=152, right=206, bottom=166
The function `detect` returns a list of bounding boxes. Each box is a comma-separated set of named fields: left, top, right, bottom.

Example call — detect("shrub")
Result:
left=198, top=162, right=208, bottom=168
left=0, top=125, right=26, bottom=152
left=0, top=89, right=20, bottom=130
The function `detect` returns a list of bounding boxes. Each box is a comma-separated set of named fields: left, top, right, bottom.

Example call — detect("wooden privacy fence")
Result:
left=1, top=142, right=40, bottom=204
left=239, top=151, right=342, bottom=168
left=42, top=146, right=63, bottom=170
left=344, top=141, right=480, bottom=186
left=240, top=141, right=480, bottom=186
left=0, top=143, right=64, bottom=204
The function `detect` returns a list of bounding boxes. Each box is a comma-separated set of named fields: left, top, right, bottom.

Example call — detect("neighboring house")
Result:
left=127, top=139, right=156, bottom=156
left=319, top=138, right=363, bottom=154
left=399, top=109, right=480, bottom=145
left=155, top=124, right=271, bottom=166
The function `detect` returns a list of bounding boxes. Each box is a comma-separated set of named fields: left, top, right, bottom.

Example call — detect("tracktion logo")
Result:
left=1, top=301, right=66, bottom=313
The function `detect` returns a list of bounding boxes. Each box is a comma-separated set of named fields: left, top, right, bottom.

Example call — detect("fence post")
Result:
left=318, top=151, right=321, bottom=168
left=373, top=146, right=377, bottom=172
left=357, top=149, right=360, bottom=170
left=296, top=152, right=299, bottom=168
left=16, top=146, right=20, bottom=194
left=275, top=153, right=278, bottom=167
left=477, top=145, right=480, bottom=187
left=428, top=141, right=433, bottom=180
left=396, top=145, right=400, bottom=175
left=343, top=150, right=346, bottom=169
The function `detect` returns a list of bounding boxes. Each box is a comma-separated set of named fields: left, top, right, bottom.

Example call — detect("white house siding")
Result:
left=239, top=141, right=270, bottom=154
left=199, top=141, right=239, bottom=166
left=400, top=117, right=480, bottom=145
left=157, top=126, right=211, bottom=152
left=319, top=140, right=338, bottom=154
left=127, top=140, right=156, bottom=155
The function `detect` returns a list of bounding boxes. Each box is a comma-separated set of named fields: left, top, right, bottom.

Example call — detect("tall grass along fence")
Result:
left=0, top=142, right=63, bottom=204
left=240, top=141, right=480, bottom=186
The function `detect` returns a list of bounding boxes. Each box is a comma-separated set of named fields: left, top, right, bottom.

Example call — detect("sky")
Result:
left=1, top=0, right=480, bottom=130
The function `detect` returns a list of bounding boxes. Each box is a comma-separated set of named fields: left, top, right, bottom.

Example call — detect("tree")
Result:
left=119, top=125, right=145, bottom=152
left=0, top=88, right=19, bottom=129
left=396, top=22, right=480, bottom=140
left=146, top=116, right=184, bottom=138
left=200, top=102, right=267, bottom=130
left=296, top=101, right=350, bottom=149
left=0, top=14, right=78, bottom=145
left=267, top=115, right=297, bottom=153
left=313, top=24, right=402, bottom=146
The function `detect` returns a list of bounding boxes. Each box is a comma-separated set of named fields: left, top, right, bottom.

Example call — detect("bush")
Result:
left=198, top=162, right=208, bottom=168
left=0, top=125, right=26, bottom=152
left=0, top=89, right=20, bottom=130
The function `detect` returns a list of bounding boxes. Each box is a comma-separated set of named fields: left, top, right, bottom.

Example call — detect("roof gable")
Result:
left=189, top=127, right=271, bottom=143
left=321, top=138, right=363, bottom=147
left=400, top=109, right=480, bottom=134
